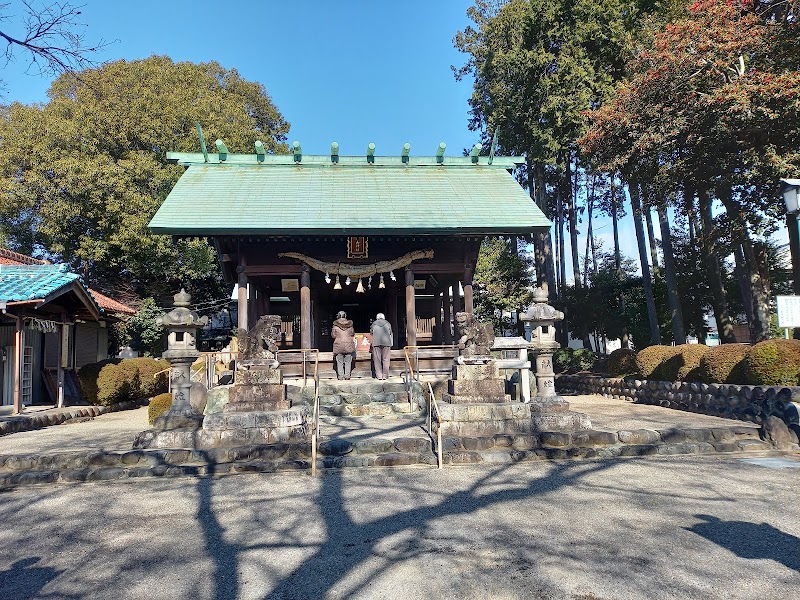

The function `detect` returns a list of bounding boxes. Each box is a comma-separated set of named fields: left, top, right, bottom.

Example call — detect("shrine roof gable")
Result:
left=149, top=161, right=550, bottom=236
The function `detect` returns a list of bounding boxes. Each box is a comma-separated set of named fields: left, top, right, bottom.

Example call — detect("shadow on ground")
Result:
left=688, top=514, right=800, bottom=572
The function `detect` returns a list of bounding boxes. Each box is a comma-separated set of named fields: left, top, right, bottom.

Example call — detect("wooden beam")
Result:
left=244, top=265, right=302, bottom=276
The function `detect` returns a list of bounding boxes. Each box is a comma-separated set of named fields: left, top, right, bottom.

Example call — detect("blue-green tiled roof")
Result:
left=0, top=264, right=82, bottom=302
left=149, top=162, right=551, bottom=236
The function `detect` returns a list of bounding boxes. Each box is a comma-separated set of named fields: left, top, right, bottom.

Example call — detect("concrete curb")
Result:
left=0, top=400, right=145, bottom=437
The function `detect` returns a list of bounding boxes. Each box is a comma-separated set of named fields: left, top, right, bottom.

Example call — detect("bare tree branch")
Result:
left=0, top=1, right=108, bottom=78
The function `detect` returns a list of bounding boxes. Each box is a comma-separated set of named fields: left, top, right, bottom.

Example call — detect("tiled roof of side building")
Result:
left=0, top=247, right=49, bottom=266
left=88, top=289, right=136, bottom=315
left=0, top=264, right=82, bottom=302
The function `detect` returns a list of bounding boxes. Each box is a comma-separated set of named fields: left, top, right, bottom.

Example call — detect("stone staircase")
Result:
left=288, top=379, right=427, bottom=418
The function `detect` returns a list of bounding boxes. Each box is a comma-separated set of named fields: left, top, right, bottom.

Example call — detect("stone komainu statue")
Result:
left=454, top=312, right=495, bottom=360
left=239, top=315, right=282, bottom=364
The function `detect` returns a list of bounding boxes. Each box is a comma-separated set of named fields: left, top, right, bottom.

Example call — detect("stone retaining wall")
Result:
left=557, top=374, right=799, bottom=424
left=0, top=400, right=144, bottom=437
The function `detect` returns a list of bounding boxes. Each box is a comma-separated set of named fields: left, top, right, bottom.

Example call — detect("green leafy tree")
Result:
left=474, top=237, right=535, bottom=331
left=0, top=55, right=290, bottom=302
left=124, top=298, right=165, bottom=358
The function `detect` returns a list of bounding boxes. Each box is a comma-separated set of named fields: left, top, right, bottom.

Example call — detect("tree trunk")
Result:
left=733, top=244, right=756, bottom=330
left=697, top=185, right=737, bottom=343
left=611, top=175, right=622, bottom=278
left=656, top=202, right=686, bottom=344
left=565, top=155, right=581, bottom=290
left=627, top=173, right=661, bottom=345
left=529, top=161, right=557, bottom=294
left=717, top=190, right=770, bottom=343
left=641, top=186, right=661, bottom=277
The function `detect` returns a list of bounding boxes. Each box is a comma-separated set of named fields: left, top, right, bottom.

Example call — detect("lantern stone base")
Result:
left=133, top=406, right=310, bottom=450
left=153, top=410, right=204, bottom=431
left=432, top=360, right=592, bottom=437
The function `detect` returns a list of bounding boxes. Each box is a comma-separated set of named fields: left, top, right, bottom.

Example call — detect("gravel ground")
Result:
left=0, top=455, right=798, bottom=599
left=565, top=395, right=757, bottom=431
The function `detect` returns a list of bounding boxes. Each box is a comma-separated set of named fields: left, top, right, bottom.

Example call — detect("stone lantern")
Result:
left=520, top=285, right=563, bottom=400
left=155, top=289, right=208, bottom=429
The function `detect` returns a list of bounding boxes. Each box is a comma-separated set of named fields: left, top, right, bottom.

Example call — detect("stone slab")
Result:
left=225, top=383, right=288, bottom=412
left=531, top=411, right=591, bottom=433
left=452, top=363, right=500, bottom=381
left=436, top=419, right=534, bottom=437
left=442, top=392, right=512, bottom=405
left=436, top=402, right=531, bottom=422
left=205, top=407, right=309, bottom=430
left=448, top=378, right=506, bottom=399
left=529, top=398, right=570, bottom=414
left=236, top=369, right=283, bottom=385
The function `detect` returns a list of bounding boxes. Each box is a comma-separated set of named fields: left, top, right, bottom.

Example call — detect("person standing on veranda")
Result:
left=331, top=311, right=356, bottom=380
left=370, top=312, right=393, bottom=380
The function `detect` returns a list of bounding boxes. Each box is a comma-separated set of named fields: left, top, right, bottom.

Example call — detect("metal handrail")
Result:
left=427, top=382, right=443, bottom=469
left=402, top=344, right=458, bottom=412
left=276, top=348, right=320, bottom=476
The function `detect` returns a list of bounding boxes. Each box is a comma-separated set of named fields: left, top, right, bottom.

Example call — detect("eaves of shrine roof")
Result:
left=149, top=157, right=551, bottom=236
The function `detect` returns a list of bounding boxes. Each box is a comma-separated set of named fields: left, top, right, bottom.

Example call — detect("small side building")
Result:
left=0, top=248, right=136, bottom=411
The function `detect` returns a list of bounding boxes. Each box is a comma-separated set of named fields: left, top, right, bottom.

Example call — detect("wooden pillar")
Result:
left=405, top=266, right=416, bottom=347
left=464, top=265, right=474, bottom=314
left=301, top=264, right=311, bottom=349
left=452, top=280, right=463, bottom=315
left=388, top=290, right=399, bottom=349
left=57, top=320, right=65, bottom=408
left=13, top=316, right=23, bottom=415
left=443, top=282, right=453, bottom=344
left=434, top=288, right=443, bottom=344
left=237, top=256, right=248, bottom=334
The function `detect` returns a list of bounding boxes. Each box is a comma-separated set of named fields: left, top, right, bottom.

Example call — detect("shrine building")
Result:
left=149, top=140, right=549, bottom=373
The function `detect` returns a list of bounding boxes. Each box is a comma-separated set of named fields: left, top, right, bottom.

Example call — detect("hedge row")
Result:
left=78, top=357, right=169, bottom=406
left=605, top=340, right=800, bottom=386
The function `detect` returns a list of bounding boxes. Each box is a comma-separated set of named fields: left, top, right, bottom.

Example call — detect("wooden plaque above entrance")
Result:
left=347, top=237, right=368, bottom=259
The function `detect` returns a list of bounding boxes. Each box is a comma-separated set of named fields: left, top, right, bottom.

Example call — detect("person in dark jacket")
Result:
left=370, top=312, right=393, bottom=380
left=331, top=311, right=355, bottom=379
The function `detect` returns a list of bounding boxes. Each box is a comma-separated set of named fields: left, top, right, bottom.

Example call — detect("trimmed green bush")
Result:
left=148, top=393, right=173, bottom=424
left=553, top=348, right=572, bottom=373
left=96, top=361, right=140, bottom=406
left=698, top=343, right=749, bottom=383
left=745, top=339, right=800, bottom=386
left=657, top=344, right=710, bottom=382
left=81, top=357, right=169, bottom=405
left=635, top=345, right=679, bottom=379
left=607, top=348, right=637, bottom=376
left=126, top=357, right=169, bottom=397
left=77, top=358, right=121, bottom=404
left=553, top=348, right=598, bottom=374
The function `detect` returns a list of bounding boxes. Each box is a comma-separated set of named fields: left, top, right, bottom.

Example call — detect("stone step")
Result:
left=0, top=426, right=789, bottom=489
left=320, top=403, right=423, bottom=418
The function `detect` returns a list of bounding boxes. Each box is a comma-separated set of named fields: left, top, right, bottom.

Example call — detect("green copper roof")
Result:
left=149, top=161, right=551, bottom=236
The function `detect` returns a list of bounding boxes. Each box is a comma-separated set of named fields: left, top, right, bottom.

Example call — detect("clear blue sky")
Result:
left=8, top=1, right=783, bottom=279
left=4, top=0, right=480, bottom=157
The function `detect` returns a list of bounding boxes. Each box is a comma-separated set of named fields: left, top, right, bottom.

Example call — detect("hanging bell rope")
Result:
left=278, top=249, right=434, bottom=278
